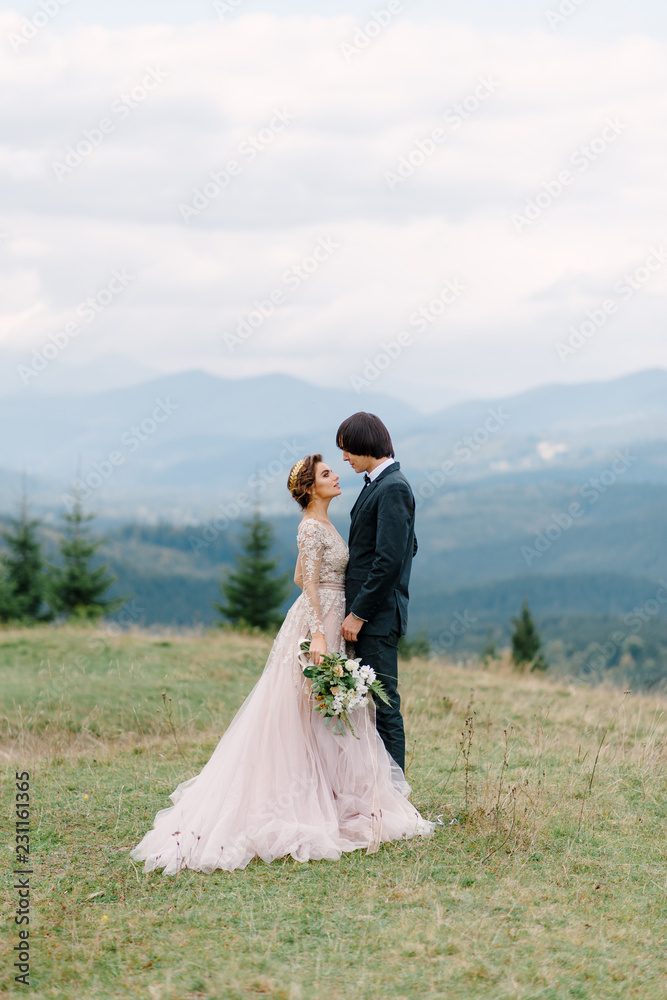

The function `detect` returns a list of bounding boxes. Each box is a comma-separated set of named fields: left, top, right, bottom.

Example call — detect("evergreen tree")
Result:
left=0, top=554, right=19, bottom=623
left=213, top=510, right=290, bottom=631
left=510, top=599, right=547, bottom=672
left=50, top=491, right=125, bottom=621
left=1, top=493, right=50, bottom=622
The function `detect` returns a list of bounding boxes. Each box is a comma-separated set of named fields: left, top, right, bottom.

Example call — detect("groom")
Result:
left=337, top=412, right=417, bottom=773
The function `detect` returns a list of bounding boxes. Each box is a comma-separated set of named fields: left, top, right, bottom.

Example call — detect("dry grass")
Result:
left=1, top=625, right=666, bottom=999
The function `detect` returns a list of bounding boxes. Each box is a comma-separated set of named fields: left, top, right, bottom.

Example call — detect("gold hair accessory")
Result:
left=289, top=459, right=307, bottom=492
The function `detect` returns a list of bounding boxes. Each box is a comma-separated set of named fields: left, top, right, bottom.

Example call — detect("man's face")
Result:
left=341, top=450, right=373, bottom=474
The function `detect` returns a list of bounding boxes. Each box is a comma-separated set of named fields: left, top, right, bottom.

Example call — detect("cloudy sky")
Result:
left=1, top=0, right=666, bottom=409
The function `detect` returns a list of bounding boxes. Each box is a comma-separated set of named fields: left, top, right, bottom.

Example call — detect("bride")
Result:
left=130, top=454, right=434, bottom=874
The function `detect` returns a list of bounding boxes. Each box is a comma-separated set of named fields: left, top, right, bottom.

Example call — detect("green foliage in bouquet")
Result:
left=300, top=639, right=390, bottom=737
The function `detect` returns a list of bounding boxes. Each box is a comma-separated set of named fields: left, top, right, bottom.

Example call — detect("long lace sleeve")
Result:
left=297, top=519, right=326, bottom=636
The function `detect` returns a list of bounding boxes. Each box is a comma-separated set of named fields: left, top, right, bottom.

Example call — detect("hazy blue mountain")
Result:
left=0, top=369, right=423, bottom=517
left=1, top=367, right=667, bottom=521
left=423, top=368, right=667, bottom=436
left=0, top=369, right=418, bottom=464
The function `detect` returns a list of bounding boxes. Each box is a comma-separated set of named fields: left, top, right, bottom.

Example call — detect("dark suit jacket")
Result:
left=345, top=462, right=417, bottom=637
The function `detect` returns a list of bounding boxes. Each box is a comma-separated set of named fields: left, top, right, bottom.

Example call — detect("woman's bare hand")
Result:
left=309, top=631, right=327, bottom=666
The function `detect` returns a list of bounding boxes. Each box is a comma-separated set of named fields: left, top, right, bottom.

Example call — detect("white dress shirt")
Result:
left=367, top=456, right=396, bottom=482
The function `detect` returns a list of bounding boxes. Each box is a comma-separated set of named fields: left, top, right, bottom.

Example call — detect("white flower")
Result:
left=366, top=668, right=376, bottom=683
left=345, top=658, right=361, bottom=672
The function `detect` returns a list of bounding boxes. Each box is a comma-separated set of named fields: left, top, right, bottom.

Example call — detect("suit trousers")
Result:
left=354, top=628, right=405, bottom=773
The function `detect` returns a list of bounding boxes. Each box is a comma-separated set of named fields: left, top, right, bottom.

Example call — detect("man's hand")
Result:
left=341, top=613, right=364, bottom=643
left=309, top=631, right=327, bottom=666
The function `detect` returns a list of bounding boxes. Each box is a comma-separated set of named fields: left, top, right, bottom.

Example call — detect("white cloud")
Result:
left=1, top=10, right=666, bottom=401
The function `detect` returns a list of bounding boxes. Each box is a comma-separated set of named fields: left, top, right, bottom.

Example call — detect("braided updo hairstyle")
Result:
left=287, top=454, right=322, bottom=510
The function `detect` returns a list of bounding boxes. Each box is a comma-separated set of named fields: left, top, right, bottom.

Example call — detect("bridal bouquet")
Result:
left=300, top=639, right=391, bottom=737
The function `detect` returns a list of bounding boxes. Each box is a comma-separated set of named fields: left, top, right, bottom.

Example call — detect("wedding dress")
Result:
left=130, top=517, right=434, bottom=874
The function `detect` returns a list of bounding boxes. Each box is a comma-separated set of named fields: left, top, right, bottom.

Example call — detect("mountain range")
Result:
left=2, top=366, right=667, bottom=519
left=2, top=365, right=666, bottom=680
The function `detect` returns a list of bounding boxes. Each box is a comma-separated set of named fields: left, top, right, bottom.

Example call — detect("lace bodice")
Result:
left=297, top=518, right=349, bottom=635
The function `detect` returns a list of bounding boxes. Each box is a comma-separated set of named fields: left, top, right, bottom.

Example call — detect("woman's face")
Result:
left=311, top=461, right=341, bottom=501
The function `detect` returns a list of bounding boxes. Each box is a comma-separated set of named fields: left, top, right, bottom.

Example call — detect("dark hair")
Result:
left=287, top=454, right=322, bottom=510
left=336, top=413, right=394, bottom=459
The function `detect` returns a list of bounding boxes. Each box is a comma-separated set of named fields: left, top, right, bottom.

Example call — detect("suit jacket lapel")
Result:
left=350, top=478, right=378, bottom=522
left=349, top=462, right=401, bottom=524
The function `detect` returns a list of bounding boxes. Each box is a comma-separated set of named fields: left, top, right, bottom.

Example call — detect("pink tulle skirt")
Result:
left=130, top=586, right=434, bottom=874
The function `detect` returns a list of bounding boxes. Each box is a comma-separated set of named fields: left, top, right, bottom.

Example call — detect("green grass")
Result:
left=1, top=625, right=666, bottom=999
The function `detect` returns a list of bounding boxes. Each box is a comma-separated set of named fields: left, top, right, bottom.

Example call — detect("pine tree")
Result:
left=0, top=487, right=49, bottom=623
left=1, top=493, right=50, bottom=622
left=50, top=491, right=125, bottom=622
left=510, top=599, right=547, bottom=672
left=0, top=554, right=19, bottom=623
left=213, top=510, right=290, bottom=631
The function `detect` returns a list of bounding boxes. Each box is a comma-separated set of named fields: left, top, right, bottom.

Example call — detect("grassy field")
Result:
left=1, top=625, right=666, bottom=1000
